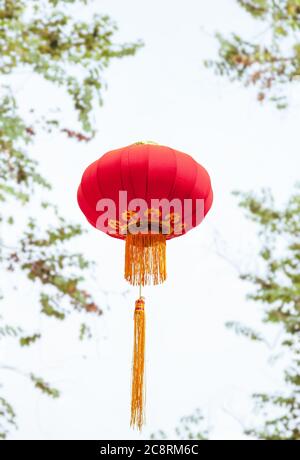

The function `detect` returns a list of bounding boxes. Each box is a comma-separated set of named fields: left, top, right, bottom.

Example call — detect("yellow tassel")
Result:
left=130, top=297, right=146, bottom=431
left=125, top=233, right=167, bottom=286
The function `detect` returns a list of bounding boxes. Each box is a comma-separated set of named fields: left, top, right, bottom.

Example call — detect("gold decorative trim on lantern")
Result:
left=108, top=208, right=185, bottom=237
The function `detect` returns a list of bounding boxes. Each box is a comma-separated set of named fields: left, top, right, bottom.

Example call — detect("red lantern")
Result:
left=77, top=142, right=213, bottom=430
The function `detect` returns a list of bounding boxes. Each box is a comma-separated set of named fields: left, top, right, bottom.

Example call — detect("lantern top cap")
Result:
left=133, top=141, right=159, bottom=145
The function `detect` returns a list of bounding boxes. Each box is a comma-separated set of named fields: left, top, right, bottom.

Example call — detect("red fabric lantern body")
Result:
left=77, top=143, right=213, bottom=240
left=77, top=142, right=213, bottom=431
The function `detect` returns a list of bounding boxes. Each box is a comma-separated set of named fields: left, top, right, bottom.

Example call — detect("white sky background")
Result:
left=1, top=0, right=300, bottom=440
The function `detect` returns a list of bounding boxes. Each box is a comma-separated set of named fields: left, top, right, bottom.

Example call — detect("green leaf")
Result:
left=30, top=374, right=60, bottom=398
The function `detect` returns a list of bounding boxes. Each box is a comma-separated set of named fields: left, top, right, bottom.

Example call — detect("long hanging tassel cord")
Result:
left=127, top=234, right=166, bottom=430
left=130, top=289, right=146, bottom=431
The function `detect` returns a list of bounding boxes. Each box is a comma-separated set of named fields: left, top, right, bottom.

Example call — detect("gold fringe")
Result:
left=131, top=297, right=146, bottom=431
left=125, top=233, right=167, bottom=286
